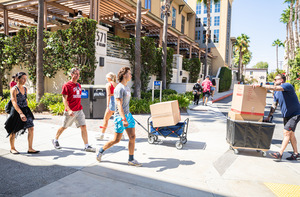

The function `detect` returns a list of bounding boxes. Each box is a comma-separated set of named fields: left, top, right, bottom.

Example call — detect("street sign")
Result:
left=152, top=80, right=162, bottom=102
left=154, top=81, right=161, bottom=86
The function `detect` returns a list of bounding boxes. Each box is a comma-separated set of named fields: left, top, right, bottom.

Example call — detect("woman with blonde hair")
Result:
left=97, top=72, right=118, bottom=140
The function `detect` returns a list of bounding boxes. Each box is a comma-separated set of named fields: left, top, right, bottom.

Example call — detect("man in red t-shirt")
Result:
left=201, top=75, right=213, bottom=106
left=51, top=68, right=95, bottom=152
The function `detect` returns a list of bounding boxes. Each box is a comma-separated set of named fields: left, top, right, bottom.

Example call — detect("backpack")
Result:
left=5, top=99, right=12, bottom=114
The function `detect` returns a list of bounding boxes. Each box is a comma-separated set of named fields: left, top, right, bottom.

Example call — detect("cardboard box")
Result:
left=150, top=100, right=181, bottom=127
left=228, top=111, right=263, bottom=122
left=230, top=84, right=267, bottom=121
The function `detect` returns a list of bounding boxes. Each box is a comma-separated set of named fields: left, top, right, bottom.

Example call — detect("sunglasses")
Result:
left=274, top=78, right=281, bottom=81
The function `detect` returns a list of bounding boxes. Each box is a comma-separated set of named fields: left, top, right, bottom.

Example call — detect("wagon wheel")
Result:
left=148, top=135, right=155, bottom=144
left=153, top=135, right=158, bottom=142
left=181, top=137, right=187, bottom=144
left=233, top=149, right=239, bottom=154
left=261, top=151, right=267, bottom=157
left=175, top=141, right=183, bottom=149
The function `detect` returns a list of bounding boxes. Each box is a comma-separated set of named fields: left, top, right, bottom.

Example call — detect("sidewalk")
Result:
left=212, top=89, right=233, bottom=103
left=1, top=94, right=300, bottom=196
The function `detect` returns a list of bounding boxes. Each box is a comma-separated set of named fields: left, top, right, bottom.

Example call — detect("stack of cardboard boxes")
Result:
left=228, top=84, right=267, bottom=122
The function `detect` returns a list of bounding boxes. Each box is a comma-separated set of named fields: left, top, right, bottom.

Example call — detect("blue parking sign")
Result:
left=81, top=90, right=89, bottom=99
left=154, top=81, right=161, bottom=86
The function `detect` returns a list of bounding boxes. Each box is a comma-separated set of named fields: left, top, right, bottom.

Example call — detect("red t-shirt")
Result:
left=10, top=81, right=17, bottom=88
left=202, top=79, right=213, bottom=92
left=61, top=81, right=83, bottom=111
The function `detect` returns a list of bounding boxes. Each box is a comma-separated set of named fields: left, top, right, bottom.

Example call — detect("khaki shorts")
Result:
left=62, top=110, right=86, bottom=128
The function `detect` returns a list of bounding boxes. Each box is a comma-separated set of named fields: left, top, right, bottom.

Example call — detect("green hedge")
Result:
left=218, top=67, right=232, bottom=92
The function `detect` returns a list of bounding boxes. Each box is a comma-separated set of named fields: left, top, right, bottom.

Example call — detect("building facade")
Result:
left=188, top=0, right=233, bottom=76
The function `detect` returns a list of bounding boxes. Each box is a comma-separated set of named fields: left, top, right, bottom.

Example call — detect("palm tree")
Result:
left=36, top=0, right=44, bottom=111
left=295, top=0, right=299, bottom=47
left=234, top=34, right=250, bottom=82
left=161, top=0, right=171, bottom=90
left=272, top=39, right=284, bottom=70
left=281, top=7, right=290, bottom=61
left=134, top=0, right=142, bottom=98
left=197, top=0, right=221, bottom=78
left=285, top=0, right=295, bottom=59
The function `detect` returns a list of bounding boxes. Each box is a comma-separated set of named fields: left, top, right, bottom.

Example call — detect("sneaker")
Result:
left=96, top=134, right=104, bottom=140
left=269, top=152, right=282, bottom=161
left=96, top=152, right=103, bottom=162
left=128, top=159, right=142, bottom=167
left=286, top=153, right=300, bottom=160
left=84, top=145, right=96, bottom=152
left=121, top=134, right=125, bottom=140
left=52, top=139, right=61, bottom=149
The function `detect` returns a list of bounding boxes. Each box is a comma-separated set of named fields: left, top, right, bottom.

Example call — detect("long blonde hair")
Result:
left=106, top=72, right=116, bottom=82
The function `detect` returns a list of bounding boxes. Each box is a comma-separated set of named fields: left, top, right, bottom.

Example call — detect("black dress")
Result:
left=4, top=86, right=34, bottom=137
left=193, top=83, right=202, bottom=105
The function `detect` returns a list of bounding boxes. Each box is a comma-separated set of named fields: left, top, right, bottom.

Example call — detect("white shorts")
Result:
left=62, top=110, right=86, bottom=128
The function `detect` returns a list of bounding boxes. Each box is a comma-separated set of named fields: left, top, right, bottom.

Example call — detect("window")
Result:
left=145, top=0, right=151, bottom=11
left=250, top=71, right=253, bottom=75
left=203, top=17, right=211, bottom=26
left=204, top=2, right=212, bottom=14
left=196, top=18, right=201, bottom=27
left=181, top=15, right=185, bottom=34
left=161, top=5, right=165, bottom=19
left=214, top=29, right=219, bottom=43
left=195, top=31, right=201, bottom=40
left=215, top=2, right=220, bottom=13
left=196, top=2, right=201, bottom=14
left=172, top=7, right=176, bottom=28
left=203, top=30, right=206, bottom=43
left=214, top=16, right=220, bottom=26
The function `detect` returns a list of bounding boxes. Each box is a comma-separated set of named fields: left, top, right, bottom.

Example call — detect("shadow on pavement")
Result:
left=143, top=157, right=195, bottom=172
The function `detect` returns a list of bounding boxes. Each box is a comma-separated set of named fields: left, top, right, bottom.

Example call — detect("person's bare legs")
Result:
left=55, top=127, right=66, bottom=140
left=279, top=129, right=292, bottom=155
left=103, top=132, right=123, bottom=150
left=27, top=127, right=37, bottom=152
left=290, top=131, right=298, bottom=154
left=9, top=133, right=17, bottom=152
left=126, top=128, right=136, bottom=155
left=80, top=125, right=88, bottom=145
left=101, top=110, right=114, bottom=134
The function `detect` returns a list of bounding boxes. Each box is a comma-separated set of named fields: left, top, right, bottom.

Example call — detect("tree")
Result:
left=234, top=34, right=250, bottom=82
left=161, top=0, right=171, bottom=90
left=281, top=7, right=291, bottom=62
left=197, top=0, right=221, bottom=77
left=36, top=0, right=44, bottom=111
left=285, top=0, right=295, bottom=59
left=272, top=39, right=284, bottom=70
left=134, top=0, right=142, bottom=98
left=253, top=61, right=269, bottom=69
left=234, top=50, right=252, bottom=78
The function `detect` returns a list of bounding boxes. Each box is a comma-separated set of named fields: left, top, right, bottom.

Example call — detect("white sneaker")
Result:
left=96, top=134, right=104, bottom=140
left=84, top=145, right=96, bottom=152
left=128, top=159, right=142, bottom=167
left=121, top=134, right=125, bottom=140
left=96, top=152, right=103, bottom=162
left=52, top=139, right=61, bottom=149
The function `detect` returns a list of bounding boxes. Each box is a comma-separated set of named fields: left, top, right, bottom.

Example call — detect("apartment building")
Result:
left=188, top=0, right=234, bottom=76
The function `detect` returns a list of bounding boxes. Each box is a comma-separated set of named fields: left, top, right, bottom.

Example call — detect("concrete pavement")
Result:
left=0, top=90, right=300, bottom=197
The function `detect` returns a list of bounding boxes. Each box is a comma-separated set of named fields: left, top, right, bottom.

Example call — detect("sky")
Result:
left=231, top=0, right=287, bottom=73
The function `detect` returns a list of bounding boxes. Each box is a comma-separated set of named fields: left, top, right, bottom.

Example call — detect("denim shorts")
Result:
left=109, top=96, right=115, bottom=111
left=114, top=113, right=135, bottom=133
left=211, top=87, right=215, bottom=91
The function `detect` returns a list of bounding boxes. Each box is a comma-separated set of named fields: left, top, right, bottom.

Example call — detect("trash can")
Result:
left=226, top=118, right=275, bottom=156
left=81, top=85, right=106, bottom=119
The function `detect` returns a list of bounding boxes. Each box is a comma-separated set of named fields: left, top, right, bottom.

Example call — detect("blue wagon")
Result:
left=147, top=117, right=189, bottom=149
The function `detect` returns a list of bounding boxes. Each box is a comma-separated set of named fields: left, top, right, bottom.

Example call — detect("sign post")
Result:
left=152, top=81, right=162, bottom=102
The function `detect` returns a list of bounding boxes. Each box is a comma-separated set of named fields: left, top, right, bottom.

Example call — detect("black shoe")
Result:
left=269, top=152, right=282, bottom=161
left=286, top=153, right=300, bottom=160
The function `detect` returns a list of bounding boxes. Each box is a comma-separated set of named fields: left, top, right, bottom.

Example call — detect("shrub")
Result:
left=49, top=102, right=65, bottom=115
left=27, top=93, right=36, bottom=100
left=2, top=89, right=10, bottom=99
left=27, top=99, right=37, bottom=111
left=0, top=98, right=10, bottom=113
left=218, top=67, right=232, bottom=92
left=40, top=93, right=62, bottom=110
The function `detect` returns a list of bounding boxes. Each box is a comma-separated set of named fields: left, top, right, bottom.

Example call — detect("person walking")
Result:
left=96, top=67, right=142, bottom=166
left=256, top=74, right=300, bottom=161
left=9, top=75, right=17, bottom=88
left=201, top=76, right=213, bottom=106
left=52, top=68, right=95, bottom=152
left=97, top=72, right=121, bottom=140
left=192, top=79, right=202, bottom=105
left=210, top=78, right=216, bottom=100
left=4, top=72, right=39, bottom=154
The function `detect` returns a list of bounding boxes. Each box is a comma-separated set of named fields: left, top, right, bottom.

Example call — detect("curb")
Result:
left=212, top=92, right=233, bottom=103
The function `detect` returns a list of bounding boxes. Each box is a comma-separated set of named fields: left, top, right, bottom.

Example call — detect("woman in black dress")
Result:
left=4, top=72, right=39, bottom=154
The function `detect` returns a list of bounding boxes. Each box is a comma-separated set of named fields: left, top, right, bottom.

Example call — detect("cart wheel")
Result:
left=256, top=150, right=260, bottom=153
left=175, top=141, right=183, bottom=149
left=261, top=151, right=267, bottom=157
left=148, top=136, right=155, bottom=144
left=229, top=146, right=233, bottom=150
left=233, top=149, right=239, bottom=154
left=181, top=137, right=187, bottom=144
left=153, top=135, right=158, bottom=142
